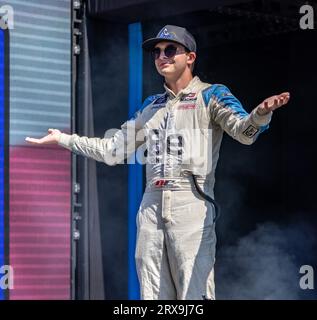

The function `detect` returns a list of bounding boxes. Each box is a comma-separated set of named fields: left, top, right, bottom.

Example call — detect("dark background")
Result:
left=85, top=0, right=317, bottom=299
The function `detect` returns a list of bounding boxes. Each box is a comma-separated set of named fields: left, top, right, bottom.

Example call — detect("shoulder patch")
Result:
left=153, top=94, right=167, bottom=105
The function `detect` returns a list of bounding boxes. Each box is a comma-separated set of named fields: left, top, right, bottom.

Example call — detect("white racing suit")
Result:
left=58, top=76, right=272, bottom=299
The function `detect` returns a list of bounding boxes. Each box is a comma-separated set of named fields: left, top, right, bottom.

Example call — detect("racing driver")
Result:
left=25, top=25, right=290, bottom=300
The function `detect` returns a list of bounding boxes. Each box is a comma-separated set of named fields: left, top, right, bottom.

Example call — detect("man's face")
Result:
left=152, top=41, right=194, bottom=78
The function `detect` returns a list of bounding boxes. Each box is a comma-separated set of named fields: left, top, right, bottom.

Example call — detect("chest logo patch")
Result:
left=178, top=103, right=196, bottom=110
left=181, top=92, right=197, bottom=102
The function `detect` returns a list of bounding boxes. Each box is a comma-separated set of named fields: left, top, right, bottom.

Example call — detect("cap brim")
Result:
left=142, top=38, right=189, bottom=51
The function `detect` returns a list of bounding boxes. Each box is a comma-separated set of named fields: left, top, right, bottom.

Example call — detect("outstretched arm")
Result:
left=25, top=119, right=144, bottom=166
left=25, top=128, right=61, bottom=145
left=24, top=96, right=157, bottom=165
left=206, top=85, right=290, bottom=145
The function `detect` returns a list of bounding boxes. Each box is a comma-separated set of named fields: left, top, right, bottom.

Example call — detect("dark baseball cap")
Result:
left=142, top=25, right=197, bottom=52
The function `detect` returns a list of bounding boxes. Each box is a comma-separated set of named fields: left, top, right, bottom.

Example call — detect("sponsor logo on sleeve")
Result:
left=243, top=125, right=259, bottom=138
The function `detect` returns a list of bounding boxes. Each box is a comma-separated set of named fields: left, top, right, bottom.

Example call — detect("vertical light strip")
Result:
left=128, top=22, right=143, bottom=300
left=0, top=29, right=5, bottom=301
left=7, top=0, right=71, bottom=300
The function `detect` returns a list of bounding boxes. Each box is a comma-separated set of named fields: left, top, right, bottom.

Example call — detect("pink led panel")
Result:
left=9, top=145, right=71, bottom=300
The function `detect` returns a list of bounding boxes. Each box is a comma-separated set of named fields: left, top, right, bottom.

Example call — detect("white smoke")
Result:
left=215, top=220, right=317, bottom=300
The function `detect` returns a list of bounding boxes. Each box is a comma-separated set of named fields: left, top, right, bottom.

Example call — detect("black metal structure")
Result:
left=71, top=0, right=106, bottom=300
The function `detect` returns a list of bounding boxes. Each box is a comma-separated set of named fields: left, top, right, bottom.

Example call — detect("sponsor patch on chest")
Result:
left=178, top=93, right=198, bottom=110
left=181, top=92, right=197, bottom=102
left=178, top=103, right=196, bottom=110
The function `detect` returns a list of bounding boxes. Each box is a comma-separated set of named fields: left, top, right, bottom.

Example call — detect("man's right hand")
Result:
left=25, top=128, right=61, bottom=145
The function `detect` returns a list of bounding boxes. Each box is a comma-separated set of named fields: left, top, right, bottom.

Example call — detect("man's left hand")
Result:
left=256, top=92, right=290, bottom=115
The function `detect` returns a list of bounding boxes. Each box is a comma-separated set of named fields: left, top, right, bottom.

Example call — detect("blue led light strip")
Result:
left=0, top=29, right=5, bottom=301
left=128, top=23, right=143, bottom=300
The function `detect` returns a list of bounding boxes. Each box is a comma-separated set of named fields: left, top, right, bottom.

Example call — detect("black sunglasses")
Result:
left=151, top=44, right=187, bottom=60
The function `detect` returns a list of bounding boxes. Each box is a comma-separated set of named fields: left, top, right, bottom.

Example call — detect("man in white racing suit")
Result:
left=25, top=25, right=290, bottom=300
